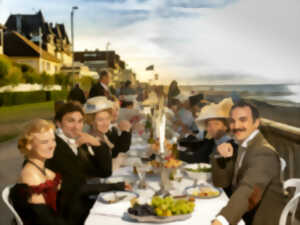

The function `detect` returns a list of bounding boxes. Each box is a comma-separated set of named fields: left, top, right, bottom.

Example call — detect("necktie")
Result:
left=232, top=146, right=247, bottom=188
left=77, top=146, right=90, bottom=162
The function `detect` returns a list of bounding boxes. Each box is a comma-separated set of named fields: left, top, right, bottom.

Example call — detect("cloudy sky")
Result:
left=1, top=0, right=300, bottom=84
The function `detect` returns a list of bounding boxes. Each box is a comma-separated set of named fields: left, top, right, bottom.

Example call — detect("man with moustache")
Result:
left=211, top=101, right=286, bottom=225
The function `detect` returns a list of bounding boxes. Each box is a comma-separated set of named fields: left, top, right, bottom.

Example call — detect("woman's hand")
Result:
left=118, top=120, right=132, bottom=132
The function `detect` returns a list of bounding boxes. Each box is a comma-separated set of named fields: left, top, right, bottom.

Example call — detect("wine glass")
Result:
left=134, top=161, right=151, bottom=189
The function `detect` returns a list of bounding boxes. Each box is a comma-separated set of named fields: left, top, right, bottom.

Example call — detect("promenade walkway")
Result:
left=0, top=137, right=22, bottom=225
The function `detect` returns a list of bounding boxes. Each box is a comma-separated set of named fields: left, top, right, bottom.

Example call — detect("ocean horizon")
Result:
left=179, top=83, right=300, bottom=105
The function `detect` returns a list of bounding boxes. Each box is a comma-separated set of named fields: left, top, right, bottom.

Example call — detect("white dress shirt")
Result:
left=56, top=128, right=78, bottom=156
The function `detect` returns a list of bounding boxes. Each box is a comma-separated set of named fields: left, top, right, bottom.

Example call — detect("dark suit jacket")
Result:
left=178, top=136, right=238, bottom=164
left=68, top=85, right=86, bottom=104
left=106, top=127, right=132, bottom=158
left=45, top=135, right=124, bottom=225
left=88, top=82, right=109, bottom=98
left=211, top=132, right=287, bottom=225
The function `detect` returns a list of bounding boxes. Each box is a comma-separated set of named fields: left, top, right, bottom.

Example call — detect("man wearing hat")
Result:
left=211, top=101, right=286, bottom=225
left=179, top=98, right=238, bottom=166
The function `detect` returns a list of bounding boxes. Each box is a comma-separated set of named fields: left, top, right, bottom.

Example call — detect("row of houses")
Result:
left=0, top=11, right=136, bottom=84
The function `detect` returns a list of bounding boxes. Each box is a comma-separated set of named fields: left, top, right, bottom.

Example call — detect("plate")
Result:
left=98, top=191, right=139, bottom=204
left=127, top=212, right=192, bottom=223
left=183, top=163, right=212, bottom=181
left=185, top=185, right=221, bottom=199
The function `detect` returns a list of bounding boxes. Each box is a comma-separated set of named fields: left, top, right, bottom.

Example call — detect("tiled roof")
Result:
left=5, top=10, right=45, bottom=36
left=5, top=11, right=71, bottom=54
left=4, top=31, right=60, bottom=63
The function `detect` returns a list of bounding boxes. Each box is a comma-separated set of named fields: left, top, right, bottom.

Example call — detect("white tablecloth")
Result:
left=84, top=135, right=245, bottom=225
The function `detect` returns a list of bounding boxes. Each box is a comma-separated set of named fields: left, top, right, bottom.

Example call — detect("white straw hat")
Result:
left=83, top=96, right=113, bottom=114
left=195, top=98, right=233, bottom=129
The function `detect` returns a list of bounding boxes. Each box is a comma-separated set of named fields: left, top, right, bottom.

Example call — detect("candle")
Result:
left=159, top=114, right=166, bottom=154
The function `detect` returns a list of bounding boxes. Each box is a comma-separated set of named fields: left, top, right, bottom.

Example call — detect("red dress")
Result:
left=10, top=173, right=63, bottom=225
left=28, top=173, right=62, bottom=211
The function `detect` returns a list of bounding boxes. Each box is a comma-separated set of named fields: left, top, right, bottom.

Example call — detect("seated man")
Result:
left=211, top=101, right=287, bottom=225
left=179, top=98, right=237, bottom=164
left=46, top=102, right=128, bottom=224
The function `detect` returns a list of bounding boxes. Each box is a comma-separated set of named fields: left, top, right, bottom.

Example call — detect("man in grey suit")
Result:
left=211, top=101, right=287, bottom=225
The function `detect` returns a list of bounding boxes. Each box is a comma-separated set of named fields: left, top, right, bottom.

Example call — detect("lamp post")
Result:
left=71, top=6, right=78, bottom=87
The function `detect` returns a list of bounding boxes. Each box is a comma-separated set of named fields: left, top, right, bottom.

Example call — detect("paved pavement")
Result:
left=0, top=137, right=23, bottom=225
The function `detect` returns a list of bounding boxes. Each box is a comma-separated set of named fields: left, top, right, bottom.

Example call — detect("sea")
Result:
left=179, top=83, right=300, bottom=107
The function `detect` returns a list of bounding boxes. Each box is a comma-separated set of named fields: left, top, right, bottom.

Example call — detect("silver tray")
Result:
left=127, top=213, right=192, bottom=223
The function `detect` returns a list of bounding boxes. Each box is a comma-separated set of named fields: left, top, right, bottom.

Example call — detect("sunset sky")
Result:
left=1, top=0, right=300, bottom=84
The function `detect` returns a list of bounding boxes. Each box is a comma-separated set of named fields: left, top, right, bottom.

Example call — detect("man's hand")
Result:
left=211, top=219, right=223, bottom=225
left=76, top=132, right=100, bottom=147
left=118, top=120, right=132, bottom=132
left=217, top=143, right=234, bottom=158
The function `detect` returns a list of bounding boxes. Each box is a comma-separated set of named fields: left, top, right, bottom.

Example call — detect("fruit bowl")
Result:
left=127, top=212, right=192, bottom=223
left=183, top=163, right=212, bottom=182
left=127, top=196, right=194, bottom=223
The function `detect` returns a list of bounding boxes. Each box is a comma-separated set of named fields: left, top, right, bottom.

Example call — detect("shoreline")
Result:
left=247, top=98, right=300, bottom=128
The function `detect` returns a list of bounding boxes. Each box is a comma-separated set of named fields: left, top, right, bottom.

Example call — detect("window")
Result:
left=47, top=62, right=50, bottom=71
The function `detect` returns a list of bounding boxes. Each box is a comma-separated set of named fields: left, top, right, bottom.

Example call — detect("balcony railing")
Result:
left=260, top=118, right=300, bottom=179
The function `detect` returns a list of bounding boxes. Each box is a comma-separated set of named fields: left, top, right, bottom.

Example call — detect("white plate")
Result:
left=99, top=191, right=139, bottom=204
left=184, top=185, right=221, bottom=199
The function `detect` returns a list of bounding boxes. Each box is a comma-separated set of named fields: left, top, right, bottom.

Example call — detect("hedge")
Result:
left=0, top=90, right=69, bottom=106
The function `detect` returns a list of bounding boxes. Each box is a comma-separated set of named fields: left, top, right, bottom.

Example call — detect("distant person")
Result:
left=88, top=70, right=113, bottom=99
left=68, top=83, right=86, bottom=105
left=168, top=80, right=180, bottom=102
left=120, top=80, right=136, bottom=95
left=211, top=101, right=287, bottom=225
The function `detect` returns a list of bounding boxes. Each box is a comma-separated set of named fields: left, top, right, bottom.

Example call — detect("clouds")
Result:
left=166, top=0, right=238, bottom=9
left=1, top=0, right=300, bottom=84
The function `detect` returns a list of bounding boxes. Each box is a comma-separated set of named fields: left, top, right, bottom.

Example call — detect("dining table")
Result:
left=84, top=133, right=245, bottom=225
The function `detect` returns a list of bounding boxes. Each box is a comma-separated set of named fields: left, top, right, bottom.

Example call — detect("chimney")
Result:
left=16, top=15, right=22, bottom=34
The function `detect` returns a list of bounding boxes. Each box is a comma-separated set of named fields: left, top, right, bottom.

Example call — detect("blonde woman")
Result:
left=9, top=119, right=69, bottom=225
left=84, top=96, right=132, bottom=160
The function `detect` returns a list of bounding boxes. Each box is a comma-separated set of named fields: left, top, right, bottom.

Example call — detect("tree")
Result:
left=5, top=67, right=24, bottom=86
left=79, top=76, right=94, bottom=92
left=54, top=72, right=71, bottom=88
left=0, top=55, right=12, bottom=86
left=40, top=72, right=55, bottom=87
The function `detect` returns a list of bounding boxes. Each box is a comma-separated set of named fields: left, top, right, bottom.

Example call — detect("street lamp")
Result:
left=71, top=6, right=78, bottom=87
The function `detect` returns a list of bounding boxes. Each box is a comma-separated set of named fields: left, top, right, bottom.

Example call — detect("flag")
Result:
left=145, top=65, right=154, bottom=71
